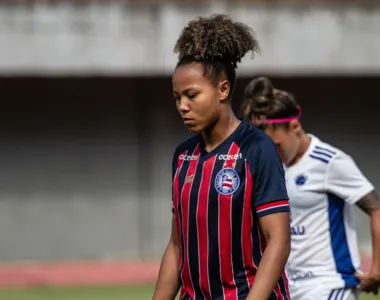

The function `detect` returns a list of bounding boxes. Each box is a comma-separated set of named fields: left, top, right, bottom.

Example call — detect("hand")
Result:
left=355, top=272, right=380, bottom=295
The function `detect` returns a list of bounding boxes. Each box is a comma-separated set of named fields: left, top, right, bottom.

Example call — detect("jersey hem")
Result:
left=257, top=206, right=290, bottom=218
left=346, top=184, right=375, bottom=204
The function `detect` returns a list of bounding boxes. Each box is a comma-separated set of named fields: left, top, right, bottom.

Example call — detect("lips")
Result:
left=183, top=118, right=196, bottom=125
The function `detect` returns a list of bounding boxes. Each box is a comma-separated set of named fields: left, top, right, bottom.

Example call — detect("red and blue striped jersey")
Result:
left=172, top=120, right=290, bottom=300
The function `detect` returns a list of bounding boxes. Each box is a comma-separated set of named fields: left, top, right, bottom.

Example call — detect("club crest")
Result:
left=215, top=167, right=240, bottom=195
left=295, top=174, right=307, bottom=186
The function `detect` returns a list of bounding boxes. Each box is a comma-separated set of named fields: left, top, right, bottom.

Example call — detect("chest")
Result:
left=285, top=166, right=328, bottom=217
left=174, top=152, right=251, bottom=217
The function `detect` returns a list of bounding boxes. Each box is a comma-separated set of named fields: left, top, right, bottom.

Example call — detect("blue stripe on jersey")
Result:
left=315, top=145, right=336, bottom=155
left=208, top=157, right=224, bottom=299
left=339, top=289, right=347, bottom=300
left=177, top=166, right=186, bottom=290
left=309, top=154, right=329, bottom=164
left=188, top=161, right=202, bottom=298
left=231, top=160, right=250, bottom=299
left=335, top=289, right=342, bottom=300
left=328, top=193, right=359, bottom=288
left=183, top=293, right=191, bottom=300
left=311, top=150, right=333, bottom=158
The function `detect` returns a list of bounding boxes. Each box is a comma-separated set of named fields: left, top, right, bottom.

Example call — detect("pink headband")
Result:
left=251, top=106, right=302, bottom=125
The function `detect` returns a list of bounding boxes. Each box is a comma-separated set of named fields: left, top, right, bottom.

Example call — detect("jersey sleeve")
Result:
left=325, top=153, right=374, bottom=205
left=251, top=137, right=289, bottom=218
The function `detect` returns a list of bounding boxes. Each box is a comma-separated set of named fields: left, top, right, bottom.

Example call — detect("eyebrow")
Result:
left=173, top=86, right=200, bottom=94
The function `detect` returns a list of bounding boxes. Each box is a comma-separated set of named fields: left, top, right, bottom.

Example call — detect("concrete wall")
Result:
left=0, top=2, right=380, bottom=75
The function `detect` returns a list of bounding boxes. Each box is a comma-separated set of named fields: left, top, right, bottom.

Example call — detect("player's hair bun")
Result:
left=242, top=76, right=300, bottom=123
left=174, top=14, right=261, bottom=68
left=244, top=76, right=275, bottom=114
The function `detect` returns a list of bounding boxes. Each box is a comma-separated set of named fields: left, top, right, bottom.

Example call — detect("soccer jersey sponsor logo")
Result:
left=287, top=269, right=315, bottom=281
left=215, top=167, right=240, bottom=195
left=218, top=153, right=242, bottom=161
left=291, top=225, right=306, bottom=236
left=179, top=154, right=199, bottom=161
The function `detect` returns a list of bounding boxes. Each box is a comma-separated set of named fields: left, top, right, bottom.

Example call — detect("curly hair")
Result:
left=174, top=14, right=261, bottom=97
left=242, top=77, right=299, bottom=129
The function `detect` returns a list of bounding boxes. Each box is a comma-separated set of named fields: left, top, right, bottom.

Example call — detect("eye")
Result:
left=187, top=92, right=198, bottom=100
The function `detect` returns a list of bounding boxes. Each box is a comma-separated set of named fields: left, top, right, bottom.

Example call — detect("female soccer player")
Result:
left=242, top=77, right=380, bottom=300
left=153, top=15, right=291, bottom=300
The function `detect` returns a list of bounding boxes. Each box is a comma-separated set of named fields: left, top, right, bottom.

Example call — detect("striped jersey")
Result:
left=171, top=120, right=290, bottom=300
left=284, top=134, right=374, bottom=290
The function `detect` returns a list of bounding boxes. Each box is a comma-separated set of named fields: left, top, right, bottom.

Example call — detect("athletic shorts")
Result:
left=288, top=279, right=359, bottom=300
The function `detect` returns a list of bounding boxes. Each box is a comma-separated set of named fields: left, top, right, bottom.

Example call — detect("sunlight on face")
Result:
left=172, top=63, right=221, bottom=133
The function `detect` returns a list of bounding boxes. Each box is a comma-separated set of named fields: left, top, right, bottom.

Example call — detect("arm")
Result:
left=152, top=215, right=180, bottom=300
left=355, top=190, right=380, bottom=294
left=247, top=137, right=291, bottom=299
left=247, top=212, right=291, bottom=300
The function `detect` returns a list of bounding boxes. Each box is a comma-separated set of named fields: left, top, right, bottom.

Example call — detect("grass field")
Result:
left=0, top=285, right=378, bottom=300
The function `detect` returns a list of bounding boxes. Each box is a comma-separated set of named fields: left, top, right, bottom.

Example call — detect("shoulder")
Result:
left=238, top=122, right=277, bottom=155
left=307, top=134, right=347, bottom=166
left=238, top=123, right=282, bottom=173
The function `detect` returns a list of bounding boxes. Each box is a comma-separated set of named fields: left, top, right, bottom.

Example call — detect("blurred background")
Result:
left=0, top=0, right=379, bottom=299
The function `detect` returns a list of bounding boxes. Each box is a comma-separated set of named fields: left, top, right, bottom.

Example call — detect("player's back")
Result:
left=284, top=134, right=373, bottom=290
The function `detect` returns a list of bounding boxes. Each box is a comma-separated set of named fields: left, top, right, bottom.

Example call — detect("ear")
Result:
left=290, top=120, right=302, bottom=134
left=218, top=80, right=230, bottom=102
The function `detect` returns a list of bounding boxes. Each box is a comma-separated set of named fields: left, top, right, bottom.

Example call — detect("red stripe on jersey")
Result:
left=173, top=150, right=188, bottom=289
left=218, top=142, right=240, bottom=300
left=280, top=271, right=290, bottom=299
left=256, top=200, right=289, bottom=214
left=173, top=150, right=188, bottom=213
left=197, top=155, right=216, bottom=300
left=242, top=161, right=256, bottom=288
left=179, top=289, right=186, bottom=300
left=282, top=272, right=290, bottom=299
left=274, top=282, right=285, bottom=300
left=180, top=144, right=200, bottom=299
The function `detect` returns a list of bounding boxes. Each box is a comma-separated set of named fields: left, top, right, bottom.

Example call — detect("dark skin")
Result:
left=264, top=121, right=380, bottom=295
left=153, top=63, right=291, bottom=300
left=355, top=191, right=380, bottom=295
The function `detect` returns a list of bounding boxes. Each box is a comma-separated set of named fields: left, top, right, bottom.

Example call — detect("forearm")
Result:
left=153, top=242, right=180, bottom=300
left=370, top=210, right=380, bottom=276
left=247, top=237, right=290, bottom=300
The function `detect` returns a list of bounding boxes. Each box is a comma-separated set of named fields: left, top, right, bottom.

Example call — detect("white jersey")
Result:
left=284, top=134, right=374, bottom=289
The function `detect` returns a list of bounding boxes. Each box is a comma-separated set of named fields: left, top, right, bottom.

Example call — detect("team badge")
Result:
left=295, top=174, right=307, bottom=186
left=214, top=167, right=240, bottom=195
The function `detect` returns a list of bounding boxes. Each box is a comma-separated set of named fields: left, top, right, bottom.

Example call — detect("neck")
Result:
left=202, top=107, right=240, bottom=152
left=288, top=131, right=311, bottom=167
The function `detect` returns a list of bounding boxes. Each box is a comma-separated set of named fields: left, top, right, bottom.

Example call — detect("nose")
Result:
left=177, top=98, right=190, bottom=113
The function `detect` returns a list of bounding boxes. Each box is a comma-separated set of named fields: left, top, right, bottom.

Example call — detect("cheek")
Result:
left=198, top=91, right=219, bottom=114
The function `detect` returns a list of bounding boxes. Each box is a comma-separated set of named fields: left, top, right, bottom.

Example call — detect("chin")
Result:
left=185, top=123, right=204, bottom=134
left=186, top=126, right=202, bottom=134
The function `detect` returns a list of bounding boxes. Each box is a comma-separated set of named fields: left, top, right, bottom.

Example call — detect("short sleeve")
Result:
left=252, top=138, right=289, bottom=218
left=325, top=153, right=374, bottom=205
